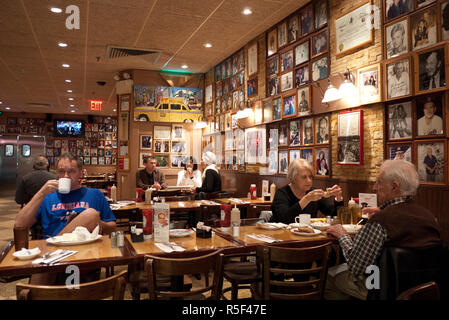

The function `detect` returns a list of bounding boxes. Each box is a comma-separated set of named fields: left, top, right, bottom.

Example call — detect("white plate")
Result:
left=256, top=223, right=283, bottom=230
left=169, top=229, right=194, bottom=238
left=46, top=235, right=102, bottom=246
left=311, top=222, right=330, bottom=231
left=117, top=200, right=135, bottom=206
left=13, top=248, right=41, bottom=260
left=290, top=228, right=321, bottom=237
left=342, top=224, right=362, bottom=235
left=287, top=223, right=309, bottom=229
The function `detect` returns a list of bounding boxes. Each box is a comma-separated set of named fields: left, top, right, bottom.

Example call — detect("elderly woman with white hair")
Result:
left=271, top=158, right=343, bottom=224
left=195, top=151, right=222, bottom=195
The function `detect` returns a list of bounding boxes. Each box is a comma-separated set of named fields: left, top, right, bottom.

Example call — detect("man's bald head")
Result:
left=33, top=156, right=49, bottom=170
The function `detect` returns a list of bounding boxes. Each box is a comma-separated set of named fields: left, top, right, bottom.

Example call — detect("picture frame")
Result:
left=248, top=78, right=258, bottom=97
left=279, top=123, right=288, bottom=146
left=388, top=101, right=413, bottom=140
left=140, top=134, right=152, bottom=150
left=311, top=56, right=328, bottom=82
left=295, top=41, right=310, bottom=66
left=282, top=93, right=296, bottom=118
left=278, top=22, right=288, bottom=48
left=416, top=0, right=436, bottom=9
left=171, top=141, right=187, bottom=154
left=248, top=42, right=258, bottom=76
left=231, top=112, right=238, bottom=129
left=315, top=0, right=328, bottom=29
left=267, top=29, right=278, bottom=56
left=254, top=101, right=263, bottom=125
left=268, top=150, right=278, bottom=174
left=237, top=150, right=245, bottom=169
left=415, top=139, right=446, bottom=184
left=315, top=147, right=330, bottom=176
left=232, top=91, right=239, bottom=109
left=385, top=17, right=409, bottom=59
left=171, top=155, right=188, bottom=168
left=297, top=86, right=311, bottom=116
left=280, top=50, right=294, bottom=72
left=120, top=94, right=130, bottom=112
left=279, top=150, right=289, bottom=174
left=84, top=157, right=91, bottom=165
left=216, top=82, right=222, bottom=98
left=299, top=5, right=314, bottom=37
left=289, top=149, right=300, bottom=163
left=288, top=15, right=299, bottom=44
left=263, top=98, right=273, bottom=123
left=289, top=120, right=301, bottom=146
left=215, top=65, right=221, bottom=82
left=225, top=112, right=231, bottom=131
left=385, top=0, right=413, bottom=22
left=300, top=148, right=314, bottom=169
left=119, top=140, right=128, bottom=156
left=205, top=84, right=213, bottom=103
left=267, top=56, right=279, bottom=77
left=269, top=127, right=279, bottom=149
left=315, top=115, right=330, bottom=144
left=154, top=140, right=170, bottom=153
left=387, top=142, right=413, bottom=162
left=295, top=65, right=309, bottom=87
left=237, top=71, right=245, bottom=87
left=225, top=130, right=234, bottom=151
left=155, top=155, right=170, bottom=168
left=415, top=44, right=447, bottom=94
left=117, top=157, right=129, bottom=171
left=441, top=0, right=449, bottom=41
left=336, top=1, right=373, bottom=56
left=268, top=76, right=281, bottom=96
left=385, top=56, right=412, bottom=100
left=215, top=98, right=221, bottom=115
left=311, top=29, right=328, bottom=58
left=302, top=118, right=314, bottom=145
left=139, top=152, right=153, bottom=168
left=415, top=93, right=445, bottom=137
left=410, top=5, right=437, bottom=51
left=119, top=112, right=129, bottom=140
left=337, top=110, right=363, bottom=165
left=153, top=125, right=171, bottom=140
left=358, top=64, right=382, bottom=104
left=281, top=71, right=294, bottom=92
left=232, top=54, right=239, bottom=76
left=272, top=97, right=282, bottom=121
left=245, top=127, right=266, bottom=164
left=236, top=128, right=245, bottom=150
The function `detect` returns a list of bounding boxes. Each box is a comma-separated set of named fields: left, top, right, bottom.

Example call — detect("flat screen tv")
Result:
left=53, top=120, right=85, bottom=138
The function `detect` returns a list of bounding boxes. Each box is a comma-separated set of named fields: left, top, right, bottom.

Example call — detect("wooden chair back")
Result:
left=145, top=249, right=224, bottom=300
left=258, top=242, right=331, bottom=300
left=161, top=195, right=191, bottom=202
left=241, top=218, right=263, bottom=226
left=16, top=270, right=127, bottom=300
left=205, top=191, right=235, bottom=200
left=397, top=281, right=440, bottom=300
left=200, top=205, right=221, bottom=227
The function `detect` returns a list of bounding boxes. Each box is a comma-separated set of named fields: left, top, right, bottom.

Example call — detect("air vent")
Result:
left=26, top=103, right=53, bottom=108
left=105, top=45, right=162, bottom=64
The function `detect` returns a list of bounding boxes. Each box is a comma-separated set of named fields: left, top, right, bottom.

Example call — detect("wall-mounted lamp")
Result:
left=194, top=116, right=207, bottom=129
left=235, top=100, right=253, bottom=119
left=321, top=68, right=356, bottom=103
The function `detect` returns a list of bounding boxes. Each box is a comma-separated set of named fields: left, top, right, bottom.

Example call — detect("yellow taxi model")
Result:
left=134, top=97, right=203, bottom=123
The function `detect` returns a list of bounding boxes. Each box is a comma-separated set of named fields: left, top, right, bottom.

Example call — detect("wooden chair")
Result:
left=397, top=281, right=440, bottom=300
left=200, top=205, right=221, bottom=227
left=16, top=270, right=127, bottom=300
left=247, top=205, right=272, bottom=219
left=205, top=191, right=235, bottom=200
left=252, top=242, right=332, bottom=300
left=113, top=208, right=140, bottom=233
left=145, top=249, right=224, bottom=300
left=161, top=195, right=191, bottom=202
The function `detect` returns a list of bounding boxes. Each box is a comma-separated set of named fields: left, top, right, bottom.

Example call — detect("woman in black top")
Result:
left=195, top=151, right=221, bottom=195
left=271, top=158, right=343, bottom=224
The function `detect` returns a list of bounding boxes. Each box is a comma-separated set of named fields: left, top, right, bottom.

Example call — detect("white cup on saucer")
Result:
left=58, top=178, right=71, bottom=194
left=295, top=214, right=311, bottom=225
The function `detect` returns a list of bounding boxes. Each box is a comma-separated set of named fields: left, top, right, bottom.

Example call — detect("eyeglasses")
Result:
left=57, top=168, right=78, bottom=175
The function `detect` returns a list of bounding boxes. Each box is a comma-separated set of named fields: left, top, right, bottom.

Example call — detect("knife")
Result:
left=48, top=250, right=77, bottom=265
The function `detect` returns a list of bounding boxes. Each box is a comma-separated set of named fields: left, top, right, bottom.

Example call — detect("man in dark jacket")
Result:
left=136, top=156, right=167, bottom=190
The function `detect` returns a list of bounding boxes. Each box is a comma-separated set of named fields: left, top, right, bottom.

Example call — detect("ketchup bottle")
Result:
left=142, top=209, right=153, bottom=240
left=220, top=204, right=231, bottom=228
left=136, top=188, right=143, bottom=202
left=250, top=184, right=257, bottom=200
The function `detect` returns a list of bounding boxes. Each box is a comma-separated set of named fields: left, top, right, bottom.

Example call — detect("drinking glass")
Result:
left=351, top=206, right=362, bottom=224
left=14, top=226, right=29, bottom=251
left=337, top=207, right=351, bottom=224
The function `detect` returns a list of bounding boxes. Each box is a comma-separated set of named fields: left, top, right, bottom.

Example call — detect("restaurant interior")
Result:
left=0, top=0, right=449, bottom=304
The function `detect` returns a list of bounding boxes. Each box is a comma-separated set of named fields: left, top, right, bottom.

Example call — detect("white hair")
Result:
left=287, top=158, right=313, bottom=183
left=202, top=151, right=216, bottom=165
left=380, top=160, right=419, bottom=196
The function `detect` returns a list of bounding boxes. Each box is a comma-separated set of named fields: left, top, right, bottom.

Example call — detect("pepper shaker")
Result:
left=110, top=232, right=117, bottom=248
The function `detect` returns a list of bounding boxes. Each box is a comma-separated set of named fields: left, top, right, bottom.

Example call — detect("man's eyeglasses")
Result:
left=57, top=169, right=77, bottom=175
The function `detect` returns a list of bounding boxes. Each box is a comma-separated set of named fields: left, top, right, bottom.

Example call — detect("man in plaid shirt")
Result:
left=324, top=160, right=441, bottom=300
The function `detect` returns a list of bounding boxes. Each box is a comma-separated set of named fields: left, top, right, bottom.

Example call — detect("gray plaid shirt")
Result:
left=337, top=197, right=411, bottom=276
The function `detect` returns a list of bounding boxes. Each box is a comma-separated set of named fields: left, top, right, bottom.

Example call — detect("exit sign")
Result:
left=89, top=100, right=103, bottom=111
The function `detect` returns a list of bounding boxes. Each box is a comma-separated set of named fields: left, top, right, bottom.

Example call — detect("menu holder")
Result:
left=153, top=203, right=170, bottom=243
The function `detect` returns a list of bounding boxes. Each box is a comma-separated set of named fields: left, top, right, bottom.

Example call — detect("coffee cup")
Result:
left=14, top=226, right=29, bottom=251
left=295, top=214, right=311, bottom=225
left=58, top=177, right=71, bottom=194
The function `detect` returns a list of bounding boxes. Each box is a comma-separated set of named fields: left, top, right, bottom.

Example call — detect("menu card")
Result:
left=262, top=180, right=269, bottom=196
left=153, top=203, right=170, bottom=243
left=358, top=193, right=377, bottom=207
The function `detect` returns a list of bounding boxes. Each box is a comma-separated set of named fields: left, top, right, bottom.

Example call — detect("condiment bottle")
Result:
left=116, top=231, right=124, bottom=247
left=230, top=205, right=241, bottom=226
left=145, top=188, right=152, bottom=204
left=110, top=184, right=117, bottom=203
left=348, top=197, right=356, bottom=207
left=250, top=184, right=257, bottom=200
left=270, top=182, right=276, bottom=202
left=220, top=204, right=231, bottom=230
left=110, top=232, right=117, bottom=248
left=142, top=209, right=153, bottom=240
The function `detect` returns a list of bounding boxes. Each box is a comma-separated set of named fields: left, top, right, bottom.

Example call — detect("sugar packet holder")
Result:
left=130, top=225, right=144, bottom=242
left=196, top=222, right=212, bottom=238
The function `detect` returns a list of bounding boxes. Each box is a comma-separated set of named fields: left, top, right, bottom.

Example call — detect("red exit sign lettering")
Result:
left=89, top=100, right=103, bottom=111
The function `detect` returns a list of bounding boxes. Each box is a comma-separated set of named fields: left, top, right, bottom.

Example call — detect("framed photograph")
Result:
left=205, top=84, right=213, bottom=103
left=154, top=140, right=170, bottom=153
left=273, top=97, right=282, bottom=121
left=225, top=130, right=234, bottom=151
left=225, top=112, right=231, bottom=131
left=120, top=94, right=130, bottom=112
left=84, top=157, right=91, bottom=165
left=237, top=71, right=245, bottom=87
left=385, top=18, right=409, bottom=59
left=215, top=98, right=221, bottom=115
left=358, top=64, right=382, bottom=104
left=219, top=114, right=225, bottom=131
left=315, top=0, right=328, bottom=29
left=300, top=5, right=314, bottom=36
left=441, top=0, right=449, bottom=40
left=315, top=147, right=330, bottom=176
left=155, top=155, right=170, bottom=168
left=336, top=1, right=373, bottom=56
left=410, top=5, right=437, bottom=51
left=311, top=56, right=328, bottom=82
left=289, top=120, right=301, bottom=146
left=281, top=71, right=294, bottom=92
left=385, top=57, right=412, bottom=100
left=282, top=93, right=296, bottom=118
left=280, top=50, right=293, bottom=72
left=288, top=16, right=299, bottom=44
left=229, top=112, right=237, bottom=129
left=248, top=78, right=258, bottom=97
left=297, top=86, right=311, bottom=116
left=263, top=98, right=273, bottom=123
left=278, top=22, right=287, bottom=48
left=289, top=149, right=300, bottom=163
left=172, top=124, right=185, bottom=140
left=267, top=56, right=279, bottom=77
left=387, top=143, right=413, bottom=162
left=248, top=43, right=258, bottom=76
left=415, top=45, right=447, bottom=94
left=416, top=140, right=446, bottom=184
left=140, top=134, right=152, bottom=150
left=337, top=110, right=363, bottom=165
left=279, top=123, right=288, bottom=146
left=295, top=65, right=309, bottom=87
left=388, top=101, right=413, bottom=139
left=254, top=101, right=263, bottom=125
left=416, top=94, right=444, bottom=136
left=268, top=76, right=281, bottom=96
left=267, top=29, right=278, bottom=56
left=216, top=83, right=222, bottom=98
left=315, top=115, right=330, bottom=144
left=245, top=127, right=266, bottom=164
left=295, top=41, right=309, bottom=66
left=279, top=150, right=289, bottom=174
left=417, top=0, right=436, bottom=8
left=171, top=141, right=187, bottom=154
left=232, top=91, right=239, bottom=109
left=385, top=0, right=413, bottom=22
left=232, top=54, right=238, bottom=76
left=215, top=65, right=221, bottom=82
left=171, top=155, right=188, bottom=168
left=302, top=118, right=314, bottom=145
left=300, top=148, right=314, bottom=169
left=139, top=152, right=152, bottom=168
left=237, top=150, right=245, bottom=168
left=236, top=128, right=245, bottom=150
left=311, top=29, right=328, bottom=58
left=7, top=117, right=17, bottom=125
left=269, top=127, right=279, bottom=149
left=268, top=150, right=278, bottom=174
left=154, top=125, right=171, bottom=140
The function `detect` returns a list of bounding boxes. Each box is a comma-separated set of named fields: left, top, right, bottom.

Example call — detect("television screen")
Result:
left=54, top=120, right=85, bottom=138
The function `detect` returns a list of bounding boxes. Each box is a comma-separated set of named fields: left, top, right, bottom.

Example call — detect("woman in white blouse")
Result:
left=177, top=157, right=202, bottom=188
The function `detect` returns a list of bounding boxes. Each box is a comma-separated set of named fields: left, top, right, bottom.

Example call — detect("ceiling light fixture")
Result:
left=5, top=107, right=11, bottom=110
left=181, top=65, right=188, bottom=69
left=70, top=110, right=75, bottom=113
left=0, top=101, right=2, bottom=104
left=204, top=43, right=212, bottom=48
left=50, top=7, right=62, bottom=13
left=243, top=8, right=252, bottom=15
left=321, top=68, right=357, bottom=103
left=62, top=64, right=70, bottom=68
left=194, top=117, right=207, bottom=129
left=70, top=104, right=75, bottom=107
left=65, top=79, right=71, bottom=83
left=68, top=98, right=74, bottom=101
left=113, top=109, right=117, bottom=112
left=67, top=90, right=72, bottom=93
left=58, top=42, right=68, bottom=47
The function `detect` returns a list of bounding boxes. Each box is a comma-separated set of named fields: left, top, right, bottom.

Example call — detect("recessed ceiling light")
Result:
left=204, top=43, right=212, bottom=48
left=181, top=65, right=188, bottom=69
left=65, top=79, right=71, bottom=83
left=62, top=64, right=70, bottom=68
left=0, top=101, right=2, bottom=104
left=70, top=104, right=75, bottom=107
left=68, top=98, right=74, bottom=101
left=113, top=109, right=117, bottom=112
left=50, top=7, right=62, bottom=13
left=242, top=8, right=252, bottom=15
left=58, top=42, right=68, bottom=47
left=67, top=90, right=72, bottom=93
left=5, top=107, right=10, bottom=110
left=70, top=110, right=75, bottom=113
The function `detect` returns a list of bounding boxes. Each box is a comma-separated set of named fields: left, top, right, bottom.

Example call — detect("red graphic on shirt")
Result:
left=51, top=202, right=90, bottom=211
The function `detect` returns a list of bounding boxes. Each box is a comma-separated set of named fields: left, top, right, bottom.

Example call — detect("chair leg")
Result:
left=231, top=283, right=238, bottom=300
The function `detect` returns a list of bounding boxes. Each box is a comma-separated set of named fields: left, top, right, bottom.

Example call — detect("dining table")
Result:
left=112, top=199, right=221, bottom=213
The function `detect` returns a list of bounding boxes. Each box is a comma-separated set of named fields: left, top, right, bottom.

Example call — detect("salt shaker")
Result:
left=110, top=232, right=117, bottom=248
left=326, top=216, right=332, bottom=225
left=116, top=231, right=124, bottom=247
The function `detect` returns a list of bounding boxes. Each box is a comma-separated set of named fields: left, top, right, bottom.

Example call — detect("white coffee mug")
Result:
left=58, top=178, right=71, bottom=194
left=295, top=214, right=311, bottom=225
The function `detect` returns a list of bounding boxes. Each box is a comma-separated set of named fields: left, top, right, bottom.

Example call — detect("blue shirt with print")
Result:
left=36, top=187, right=116, bottom=238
